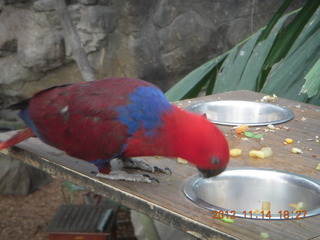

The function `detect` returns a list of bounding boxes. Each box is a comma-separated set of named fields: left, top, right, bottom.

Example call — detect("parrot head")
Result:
left=195, top=115, right=229, bottom=178
left=163, top=106, right=230, bottom=178
left=188, top=117, right=229, bottom=178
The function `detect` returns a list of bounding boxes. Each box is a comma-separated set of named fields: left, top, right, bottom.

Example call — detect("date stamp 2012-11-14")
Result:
left=212, top=210, right=307, bottom=220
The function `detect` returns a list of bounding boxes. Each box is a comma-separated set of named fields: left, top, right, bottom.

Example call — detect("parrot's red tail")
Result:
left=0, top=127, right=35, bottom=150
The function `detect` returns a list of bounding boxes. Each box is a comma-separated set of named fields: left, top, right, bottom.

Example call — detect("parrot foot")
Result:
left=96, top=170, right=158, bottom=183
left=122, top=157, right=172, bottom=175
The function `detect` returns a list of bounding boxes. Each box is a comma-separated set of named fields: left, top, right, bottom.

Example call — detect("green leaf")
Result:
left=167, top=2, right=320, bottom=105
left=238, top=16, right=288, bottom=91
left=213, top=30, right=262, bottom=93
left=258, top=0, right=294, bottom=42
left=219, top=216, right=235, bottom=223
left=212, top=46, right=241, bottom=93
left=301, top=58, right=320, bottom=98
left=244, top=131, right=264, bottom=139
left=261, top=24, right=320, bottom=103
left=264, top=0, right=320, bottom=68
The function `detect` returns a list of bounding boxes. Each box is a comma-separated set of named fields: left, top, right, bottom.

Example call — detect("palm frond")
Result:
left=166, top=0, right=320, bottom=105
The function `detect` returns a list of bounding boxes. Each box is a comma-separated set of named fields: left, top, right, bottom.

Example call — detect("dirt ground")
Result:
left=0, top=177, right=136, bottom=240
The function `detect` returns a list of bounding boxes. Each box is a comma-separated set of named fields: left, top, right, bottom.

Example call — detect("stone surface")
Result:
left=0, top=0, right=307, bottom=101
left=0, top=154, right=52, bottom=195
left=33, top=0, right=56, bottom=12
left=0, top=55, right=44, bottom=85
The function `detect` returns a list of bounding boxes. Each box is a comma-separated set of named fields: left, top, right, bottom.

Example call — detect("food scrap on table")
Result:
left=252, top=201, right=271, bottom=214
left=260, top=232, right=270, bottom=239
left=316, top=164, right=320, bottom=171
left=262, top=201, right=271, bottom=212
left=260, top=94, right=277, bottom=103
left=267, top=124, right=275, bottom=130
left=301, top=117, right=307, bottom=121
left=177, top=157, right=188, bottom=164
left=285, top=138, right=293, bottom=144
left=249, top=147, right=273, bottom=159
left=230, top=148, right=242, bottom=157
left=291, top=148, right=303, bottom=154
left=219, top=216, right=235, bottom=223
left=244, top=131, right=264, bottom=139
left=236, top=125, right=249, bottom=134
left=289, top=202, right=305, bottom=213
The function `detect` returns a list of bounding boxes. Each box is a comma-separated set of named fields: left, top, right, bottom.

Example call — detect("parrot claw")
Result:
left=164, top=167, right=172, bottom=175
left=142, top=174, right=160, bottom=183
left=95, top=170, right=157, bottom=183
left=153, top=166, right=172, bottom=175
left=122, top=157, right=171, bottom=175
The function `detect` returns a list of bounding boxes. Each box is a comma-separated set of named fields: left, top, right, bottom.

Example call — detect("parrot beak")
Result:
left=197, top=166, right=226, bottom=178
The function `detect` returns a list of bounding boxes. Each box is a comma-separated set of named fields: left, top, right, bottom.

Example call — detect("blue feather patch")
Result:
left=19, top=109, right=41, bottom=138
left=116, top=86, right=172, bottom=136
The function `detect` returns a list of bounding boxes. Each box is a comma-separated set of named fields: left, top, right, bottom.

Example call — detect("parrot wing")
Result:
left=24, top=79, right=150, bottom=162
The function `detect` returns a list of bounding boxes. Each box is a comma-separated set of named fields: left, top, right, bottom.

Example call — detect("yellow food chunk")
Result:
left=291, top=148, right=303, bottom=154
left=230, top=148, right=242, bottom=157
left=177, top=157, right=188, bottom=164
left=249, top=150, right=265, bottom=158
left=252, top=209, right=260, bottom=214
left=249, top=147, right=273, bottom=159
left=262, top=202, right=271, bottom=211
left=260, top=94, right=277, bottom=102
left=267, top=124, right=275, bottom=130
left=289, top=202, right=305, bottom=213
left=285, top=138, right=293, bottom=144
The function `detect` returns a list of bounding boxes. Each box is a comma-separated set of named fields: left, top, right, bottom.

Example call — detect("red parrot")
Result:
left=0, top=78, right=229, bottom=182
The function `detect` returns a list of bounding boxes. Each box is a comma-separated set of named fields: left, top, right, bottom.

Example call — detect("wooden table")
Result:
left=1, top=90, right=320, bottom=240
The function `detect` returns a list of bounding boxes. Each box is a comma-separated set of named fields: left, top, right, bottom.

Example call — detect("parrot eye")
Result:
left=211, top=156, right=220, bottom=165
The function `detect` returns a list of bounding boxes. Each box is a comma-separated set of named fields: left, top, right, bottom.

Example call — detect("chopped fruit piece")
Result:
left=291, top=148, right=303, bottom=154
left=236, top=125, right=249, bottom=134
left=230, top=148, right=242, bottom=157
left=267, top=124, right=275, bottom=130
left=177, top=157, right=188, bottom=164
left=285, top=138, right=293, bottom=144
left=249, top=147, right=272, bottom=159
left=219, top=216, right=235, bottom=223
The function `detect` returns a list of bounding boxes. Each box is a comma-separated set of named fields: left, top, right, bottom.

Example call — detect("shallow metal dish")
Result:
left=183, top=169, right=320, bottom=220
left=187, top=100, right=294, bottom=126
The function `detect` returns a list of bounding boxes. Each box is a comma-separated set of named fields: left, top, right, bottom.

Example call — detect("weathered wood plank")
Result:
left=1, top=90, right=320, bottom=240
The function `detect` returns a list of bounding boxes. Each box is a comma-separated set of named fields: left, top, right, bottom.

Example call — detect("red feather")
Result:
left=1, top=78, right=230, bottom=175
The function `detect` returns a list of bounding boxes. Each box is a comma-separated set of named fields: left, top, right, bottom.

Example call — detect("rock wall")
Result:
left=0, top=0, right=306, bottom=103
left=0, top=153, right=52, bottom=195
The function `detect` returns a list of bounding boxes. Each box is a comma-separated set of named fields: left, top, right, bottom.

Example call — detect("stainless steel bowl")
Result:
left=187, top=100, right=294, bottom=126
left=183, top=169, right=320, bottom=220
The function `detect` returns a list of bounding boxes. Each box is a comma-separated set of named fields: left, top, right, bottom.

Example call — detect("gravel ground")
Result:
left=0, top=177, right=136, bottom=240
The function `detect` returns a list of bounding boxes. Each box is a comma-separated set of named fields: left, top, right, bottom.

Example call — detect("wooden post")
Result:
left=54, top=0, right=95, bottom=82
